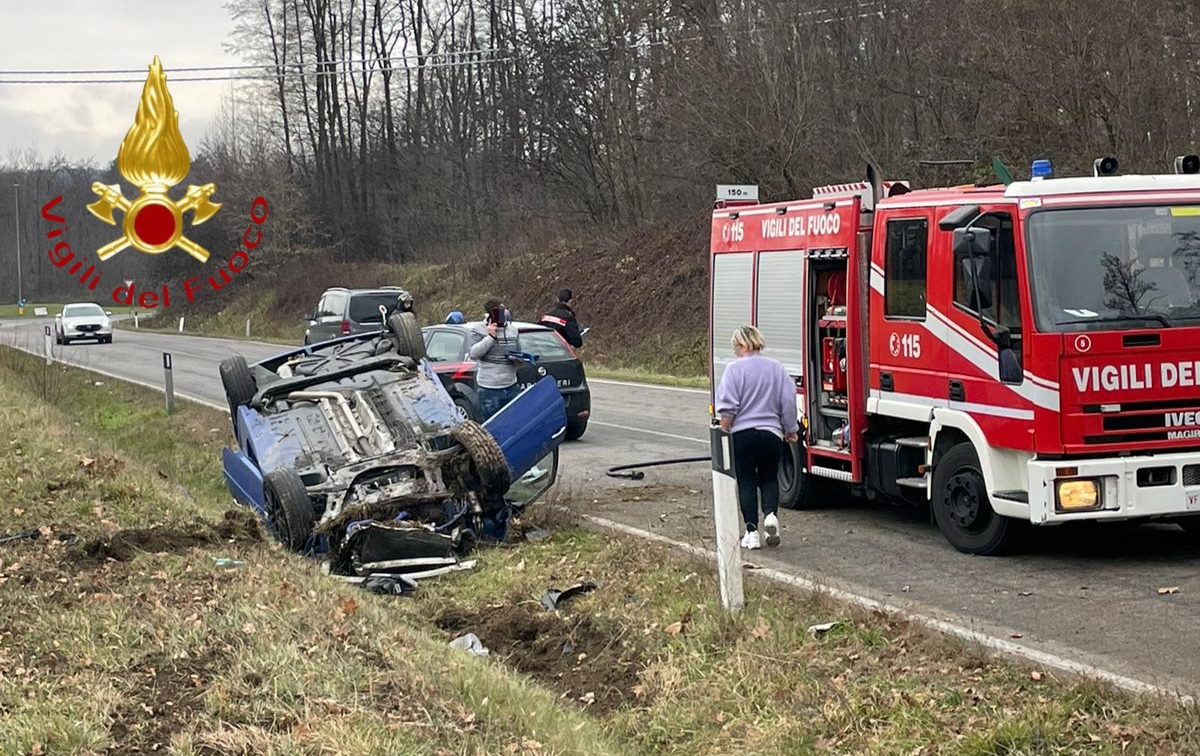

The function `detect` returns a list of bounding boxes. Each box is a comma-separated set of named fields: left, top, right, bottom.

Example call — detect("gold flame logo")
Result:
left=86, top=56, right=221, bottom=262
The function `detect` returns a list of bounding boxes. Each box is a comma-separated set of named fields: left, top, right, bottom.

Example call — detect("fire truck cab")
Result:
left=709, top=160, right=1200, bottom=554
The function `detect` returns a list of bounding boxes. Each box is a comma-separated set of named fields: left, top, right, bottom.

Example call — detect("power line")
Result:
left=0, top=1, right=894, bottom=86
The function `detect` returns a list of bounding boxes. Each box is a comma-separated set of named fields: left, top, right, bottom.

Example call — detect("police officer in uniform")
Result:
left=539, top=288, right=583, bottom=348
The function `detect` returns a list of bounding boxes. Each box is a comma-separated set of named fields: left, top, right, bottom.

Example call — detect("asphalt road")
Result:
left=4, top=318, right=1200, bottom=696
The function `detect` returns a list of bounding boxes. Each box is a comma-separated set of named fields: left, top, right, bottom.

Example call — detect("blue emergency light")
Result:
left=1031, top=159, right=1053, bottom=179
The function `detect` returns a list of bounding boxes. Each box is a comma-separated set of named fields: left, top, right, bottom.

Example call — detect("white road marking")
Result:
left=591, top=420, right=708, bottom=445
left=580, top=513, right=1196, bottom=705
left=0, top=339, right=228, bottom=414
left=589, top=378, right=708, bottom=395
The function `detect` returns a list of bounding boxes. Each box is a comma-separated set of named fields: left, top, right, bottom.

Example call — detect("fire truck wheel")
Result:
left=1178, top=518, right=1200, bottom=536
left=931, top=442, right=1017, bottom=555
left=779, top=440, right=824, bottom=509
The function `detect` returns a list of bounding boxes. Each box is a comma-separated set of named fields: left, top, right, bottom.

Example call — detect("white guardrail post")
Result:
left=43, top=325, right=52, bottom=365
left=710, top=423, right=744, bottom=613
left=163, top=352, right=175, bottom=414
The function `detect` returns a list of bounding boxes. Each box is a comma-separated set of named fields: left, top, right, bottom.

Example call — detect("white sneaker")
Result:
left=763, top=513, right=781, bottom=548
left=741, top=530, right=761, bottom=550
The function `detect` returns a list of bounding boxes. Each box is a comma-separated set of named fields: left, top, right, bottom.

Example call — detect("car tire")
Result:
left=778, top=441, right=830, bottom=510
left=387, top=312, right=427, bottom=361
left=263, top=468, right=315, bottom=552
left=219, top=355, right=258, bottom=419
left=931, top=442, right=1019, bottom=555
left=452, top=420, right=511, bottom=500
left=566, top=418, right=588, bottom=441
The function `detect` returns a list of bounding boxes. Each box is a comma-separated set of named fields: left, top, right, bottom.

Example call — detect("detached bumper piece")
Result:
left=328, top=520, right=478, bottom=595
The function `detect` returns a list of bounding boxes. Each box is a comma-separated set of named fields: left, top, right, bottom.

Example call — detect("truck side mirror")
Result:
left=994, top=325, right=1023, bottom=384
left=952, top=225, right=993, bottom=262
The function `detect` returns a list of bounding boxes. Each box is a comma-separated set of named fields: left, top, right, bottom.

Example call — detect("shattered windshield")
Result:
left=1026, top=205, right=1200, bottom=331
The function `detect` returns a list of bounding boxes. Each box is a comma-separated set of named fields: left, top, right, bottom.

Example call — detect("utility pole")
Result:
left=13, top=183, right=21, bottom=307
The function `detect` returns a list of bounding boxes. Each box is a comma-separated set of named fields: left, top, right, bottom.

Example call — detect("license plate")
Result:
left=1188, top=493, right=1200, bottom=511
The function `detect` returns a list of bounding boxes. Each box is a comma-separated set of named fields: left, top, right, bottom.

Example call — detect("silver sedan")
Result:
left=55, top=303, right=113, bottom=345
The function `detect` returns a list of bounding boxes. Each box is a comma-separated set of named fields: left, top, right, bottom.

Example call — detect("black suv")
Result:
left=304, top=287, right=409, bottom=345
left=421, top=322, right=591, bottom=440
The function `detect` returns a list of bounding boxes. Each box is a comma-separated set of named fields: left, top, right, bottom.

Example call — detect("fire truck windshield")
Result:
left=1026, top=204, right=1200, bottom=332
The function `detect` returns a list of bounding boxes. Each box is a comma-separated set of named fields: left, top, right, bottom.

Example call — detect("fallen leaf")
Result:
left=515, top=559, right=526, bottom=572
left=579, top=691, right=596, bottom=705
left=337, top=597, right=359, bottom=616
left=751, top=615, right=770, bottom=640
left=1158, top=586, right=1181, bottom=595
left=1010, top=633, right=1023, bottom=639
left=79, top=456, right=95, bottom=468
left=1031, top=671, right=1044, bottom=681
left=10, top=508, right=23, bottom=516
left=665, top=622, right=684, bottom=636
left=631, top=684, right=646, bottom=699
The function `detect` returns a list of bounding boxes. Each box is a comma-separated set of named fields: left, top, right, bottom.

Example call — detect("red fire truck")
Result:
left=709, top=158, right=1200, bottom=554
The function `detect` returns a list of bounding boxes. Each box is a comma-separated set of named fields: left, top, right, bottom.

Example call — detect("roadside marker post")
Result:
left=245, top=318, right=251, bottom=338
left=43, top=325, right=52, bottom=365
left=133, top=311, right=139, bottom=328
left=710, top=424, right=744, bottom=613
left=163, top=352, right=175, bottom=414
left=178, top=316, right=185, bottom=333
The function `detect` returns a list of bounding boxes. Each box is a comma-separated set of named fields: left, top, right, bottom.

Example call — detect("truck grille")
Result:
left=1185, top=465, right=1200, bottom=487
left=1080, top=398, right=1200, bottom=446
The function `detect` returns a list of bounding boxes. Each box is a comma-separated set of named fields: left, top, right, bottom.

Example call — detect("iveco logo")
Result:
left=537, top=366, right=547, bottom=376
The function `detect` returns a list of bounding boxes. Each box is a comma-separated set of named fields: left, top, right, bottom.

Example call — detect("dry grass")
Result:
left=2, top=345, right=1199, bottom=755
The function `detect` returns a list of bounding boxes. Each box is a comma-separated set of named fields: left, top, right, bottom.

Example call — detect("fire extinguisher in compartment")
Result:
left=822, top=336, right=847, bottom=395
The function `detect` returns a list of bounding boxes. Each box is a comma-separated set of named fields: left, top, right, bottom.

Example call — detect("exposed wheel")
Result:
left=452, top=420, right=511, bottom=500
left=931, top=442, right=1018, bottom=555
left=219, top=355, right=258, bottom=420
left=778, top=440, right=822, bottom=509
left=453, top=397, right=478, bottom=422
left=566, top=418, right=588, bottom=441
left=101, top=336, right=112, bottom=344
left=387, top=312, right=427, bottom=361
left=263, top=468, right=315, bottom=552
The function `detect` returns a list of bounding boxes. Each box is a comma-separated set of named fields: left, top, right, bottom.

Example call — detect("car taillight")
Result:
left=452, top=362, right=477, bottom=381
left=340, top=319, right=351, bottom=334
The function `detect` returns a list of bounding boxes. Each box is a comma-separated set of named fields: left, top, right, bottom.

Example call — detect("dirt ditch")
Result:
left=78, top=509, right=264, bottom=564
left=106, top=648, right=227, bottom=755
left=435, top=601, right=647, bottom=714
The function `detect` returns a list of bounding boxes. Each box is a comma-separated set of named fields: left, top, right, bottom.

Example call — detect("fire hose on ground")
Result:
left=606, top=456, right=712, bottom=480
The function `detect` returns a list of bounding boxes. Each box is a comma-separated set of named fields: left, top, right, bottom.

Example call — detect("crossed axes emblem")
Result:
left=87, top=182, right=222, bottom=263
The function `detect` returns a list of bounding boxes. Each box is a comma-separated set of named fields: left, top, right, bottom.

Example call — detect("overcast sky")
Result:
left=0, top=2, right=241, bottom=166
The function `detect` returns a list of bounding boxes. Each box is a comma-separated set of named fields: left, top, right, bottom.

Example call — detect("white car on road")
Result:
left=55, top=303, right=113, bottom=345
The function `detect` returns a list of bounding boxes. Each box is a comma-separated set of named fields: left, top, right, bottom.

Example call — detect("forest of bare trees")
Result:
left=4, top=0, right=1200, bottom=301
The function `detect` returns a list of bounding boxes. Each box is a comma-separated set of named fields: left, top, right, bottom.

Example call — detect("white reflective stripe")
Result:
left=870, top=389, right=1035, bottom=421
left=926, top=306, right=1059, bottom=391
left=869, top=267, right=885, bottom=295
left=810, top=465, right=855, bottom=482
left=922, top=306, right=1059, bottom=412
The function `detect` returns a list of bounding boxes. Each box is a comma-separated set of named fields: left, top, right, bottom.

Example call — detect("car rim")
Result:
left=265, top=490, right=288, bottom=542
left=454, top=404, right=469, bottom=421
left=944, top=470, right=990, bottom=533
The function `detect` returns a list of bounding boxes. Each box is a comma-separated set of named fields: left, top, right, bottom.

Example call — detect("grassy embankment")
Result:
left=1, top=345, right=1195, bottom=754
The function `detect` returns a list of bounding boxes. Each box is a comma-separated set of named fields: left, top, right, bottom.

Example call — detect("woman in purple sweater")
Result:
left=715, top=326, right=800, bottom=550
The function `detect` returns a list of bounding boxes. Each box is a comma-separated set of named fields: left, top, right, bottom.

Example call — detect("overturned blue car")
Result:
left=217, top=312, right=566, bottom=578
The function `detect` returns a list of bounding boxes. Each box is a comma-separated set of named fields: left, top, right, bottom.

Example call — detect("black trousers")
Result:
left=732, top=429, right=784, bottom=531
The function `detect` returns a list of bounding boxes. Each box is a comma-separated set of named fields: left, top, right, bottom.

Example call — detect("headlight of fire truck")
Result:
left=1054, top=474, right=1102, bottom=513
